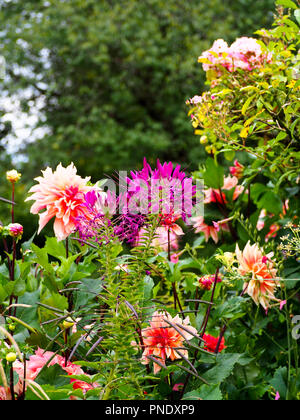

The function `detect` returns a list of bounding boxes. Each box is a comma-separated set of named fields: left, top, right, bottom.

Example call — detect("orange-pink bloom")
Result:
left=135, top=311, right=197, bottom=374
left=236, top=241, right=279, bottom=309
left=191, top=216, right=229, bottom=244
left=204, top=175, right=244, bottom=205
left=229, top=160, right=244, bottom=179
left=26, top=163, right=92, bottom=241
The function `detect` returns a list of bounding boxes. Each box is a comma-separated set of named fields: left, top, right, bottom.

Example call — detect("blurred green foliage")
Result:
left=0, top=0, right=275, bottom=240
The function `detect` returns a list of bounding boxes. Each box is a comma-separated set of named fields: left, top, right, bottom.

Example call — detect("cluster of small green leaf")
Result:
left=190, top=2, right=299, bottom=178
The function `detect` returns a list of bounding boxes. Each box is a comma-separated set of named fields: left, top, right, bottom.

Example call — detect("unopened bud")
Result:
left=7, top=223, right=23, bottom=240
left=6, top=170, right=21, bottom=183
left=6, top=352, right=17, bottom=363
left=63, top=318, right=75, bottom=330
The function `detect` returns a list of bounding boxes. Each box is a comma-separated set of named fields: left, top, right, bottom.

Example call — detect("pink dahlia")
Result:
left=236, top=241, right=279, bottom=309
left=13, top=348, right=98, bottom=395
left=26, top=163, right=93, bottom=241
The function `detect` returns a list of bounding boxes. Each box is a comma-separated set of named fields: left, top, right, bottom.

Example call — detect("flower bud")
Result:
left=229, top=160, right=244, bottom=179
left=6, top=170, right=21, bottom=183
left=7, top=223, right=23, bottom=240
left=200, top=135, right=208, bottom=145
left=6, top=352, right=17, bottom=363
left=63, top=318, right=75, bottom=330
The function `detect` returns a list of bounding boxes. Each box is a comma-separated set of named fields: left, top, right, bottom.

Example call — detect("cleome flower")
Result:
left=133, top=311, right=197, bottom=374
left=126, top=158, right=195, bottom=223
left=26, top=163, right=93, bottom=241
left=235, top=241, right=280, bottom=309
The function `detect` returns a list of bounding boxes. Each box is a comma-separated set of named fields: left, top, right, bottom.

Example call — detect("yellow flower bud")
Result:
left=6, top=352, right=17, bottom=363
left=200, top=135, right=208, bottom=145
left=6, top=170, right=21, bottom=183
left=63, top=318, right=75, bottom=330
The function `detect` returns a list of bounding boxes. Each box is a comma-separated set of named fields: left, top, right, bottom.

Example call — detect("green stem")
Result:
left=284, top=287, right=291, bottom=401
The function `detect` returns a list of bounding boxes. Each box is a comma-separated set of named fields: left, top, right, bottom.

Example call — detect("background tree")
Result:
left=0, top=0, right=276, bottom=240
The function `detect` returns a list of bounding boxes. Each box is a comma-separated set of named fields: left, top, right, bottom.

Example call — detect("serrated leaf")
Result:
left=184, top=384, right=222, bottom=400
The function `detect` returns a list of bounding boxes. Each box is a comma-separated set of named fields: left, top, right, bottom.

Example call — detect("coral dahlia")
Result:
left=136, top=311, right=197, bottom=374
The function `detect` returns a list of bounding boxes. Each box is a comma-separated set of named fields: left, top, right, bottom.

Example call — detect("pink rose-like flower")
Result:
left=198, top=36, right=271, bottom=75
left=13, top=348, right=58, bottom=382
left=229, top=37, right=271, bottom=71
left=190, top=95, right=203, bottom=105
left=198, top=39, right=231, bottom=73
left=26, top=163, right=93, bottom=241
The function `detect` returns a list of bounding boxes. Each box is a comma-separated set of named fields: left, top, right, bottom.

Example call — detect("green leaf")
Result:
left=203, top=157, right=224, bottom=189
left=295, top=9, right=300, bottom=24
left=257, top=191, right=282, bottom=214
left=270, top=367, right=287, bottom=399
left=44, top=236, right=66, bottom=259
left=36, top=364, right=70, bottom=388
left=276, top=0, right=297, bottom=9
left=242, top=95, right=255, bottom=116
left=202, top=353, right=248, bottom=384
left=184, top=384, right=222, bottom=400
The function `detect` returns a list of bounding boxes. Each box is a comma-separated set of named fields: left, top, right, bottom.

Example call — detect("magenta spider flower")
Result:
left=125, top=158, right=195, bottom=222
